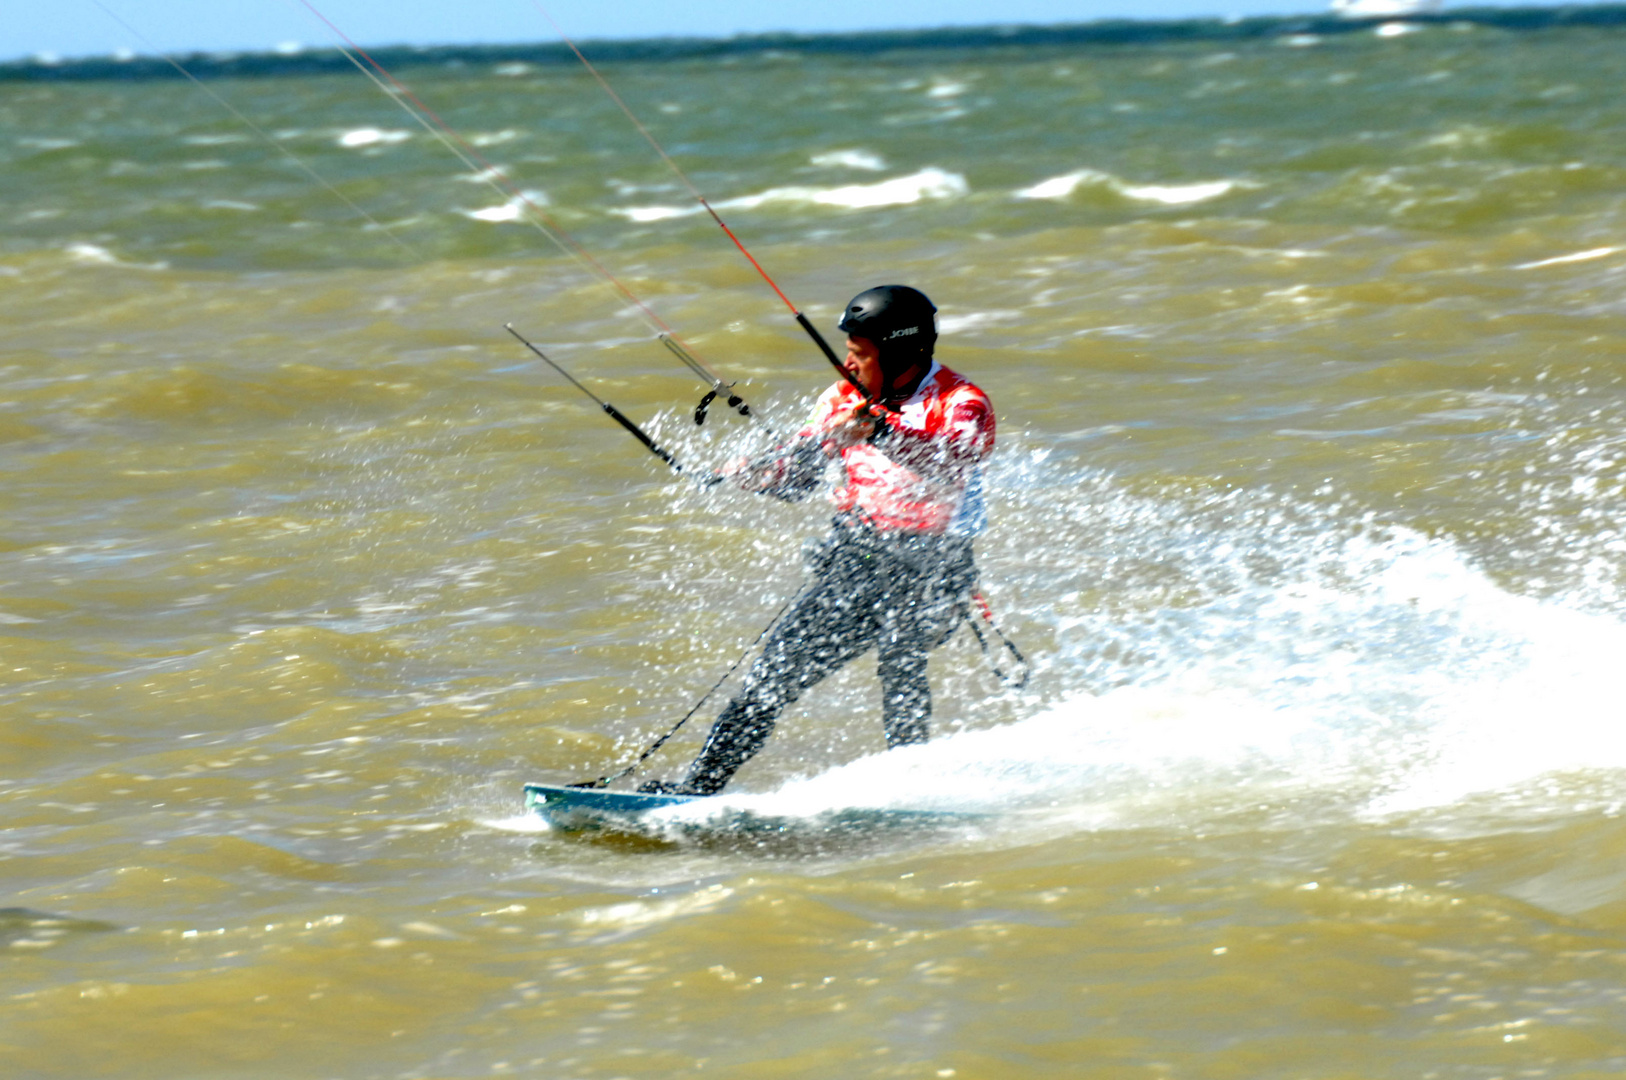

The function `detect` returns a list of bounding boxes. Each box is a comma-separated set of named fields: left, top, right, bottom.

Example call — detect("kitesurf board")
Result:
left=524, top=782, right=698, bottom=831
left=523, top=781, right=990, bottom=835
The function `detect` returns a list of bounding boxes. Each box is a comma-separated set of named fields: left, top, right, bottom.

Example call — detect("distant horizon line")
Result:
left=5, top=2, right=1623, bottom=79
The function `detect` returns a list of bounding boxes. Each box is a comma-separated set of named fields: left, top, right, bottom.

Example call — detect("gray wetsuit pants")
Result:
left=670, top=516, right=975, bottom=795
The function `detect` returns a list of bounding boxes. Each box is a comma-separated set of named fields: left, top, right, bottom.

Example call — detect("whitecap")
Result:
left=938, top=310, right=1022, bottom=334
left=616, top=205, right=693, bottom=223
left=745, top=167, right=968, bottom=210
left=63, top=243, right=166, bottom=271
left=18, top=137, right=79, bottom=151
left=1016, top=170, right=1112, bottom=200
left=66, top=243, right=120, bottom=265
left=1016, top=168, right=1247, bottom=206
left=337, top=128, right=412, bottom=149
left=1514, top=247, right=1620, bottom=270
left=810, top=149, right=886, bottom=171
left=463, top=190, right=548, bottom=223
left=468, top=205, right=520, bottom=223
left=470, top=130, right=520, bottom=148
left=614, top=167, right=968, bottom=219
left=1121, top=179, right=1245, bottom=205
left=1424, top=125, right=1493, bottom=149
left=457, top=166, right=509, bottom=184
left=1331, top=0, right=1440, bottom=15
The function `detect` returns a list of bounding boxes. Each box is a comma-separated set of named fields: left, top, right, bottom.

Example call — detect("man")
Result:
left=640, top=285, right=996, bottom=795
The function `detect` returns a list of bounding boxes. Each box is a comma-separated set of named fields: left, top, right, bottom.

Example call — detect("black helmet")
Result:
left=837, top=285, right=937, bottom=366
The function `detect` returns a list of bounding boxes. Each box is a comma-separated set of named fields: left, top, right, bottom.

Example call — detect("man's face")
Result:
left=844, top=335, right=882, bottom=395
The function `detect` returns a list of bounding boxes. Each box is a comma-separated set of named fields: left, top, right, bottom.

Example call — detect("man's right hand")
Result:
left=823, top=400, right=882, bottom=451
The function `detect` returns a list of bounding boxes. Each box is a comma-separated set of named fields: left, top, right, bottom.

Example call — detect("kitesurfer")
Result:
left=641, top=285, right=996, bottom=795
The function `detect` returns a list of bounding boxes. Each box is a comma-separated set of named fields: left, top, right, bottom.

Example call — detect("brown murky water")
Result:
left=6, top=17, right=1626, bottom=1078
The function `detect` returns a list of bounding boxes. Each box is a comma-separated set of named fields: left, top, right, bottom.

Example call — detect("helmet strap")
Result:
left=878, top=350, right=932, bottom=402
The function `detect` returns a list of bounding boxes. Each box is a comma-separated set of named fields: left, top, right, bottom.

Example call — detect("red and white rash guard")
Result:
left=803, top=361, right=995, bottom=535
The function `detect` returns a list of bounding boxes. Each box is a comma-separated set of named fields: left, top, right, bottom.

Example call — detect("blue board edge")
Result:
left=523, top=782, right=699, bottom=824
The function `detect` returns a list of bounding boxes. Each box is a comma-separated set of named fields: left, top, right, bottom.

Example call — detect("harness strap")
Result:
left=965, top=590, right=1030, bottom=690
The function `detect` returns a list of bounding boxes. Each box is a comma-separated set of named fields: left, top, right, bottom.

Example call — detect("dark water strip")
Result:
left=8, top=4, right=1626, bottom=82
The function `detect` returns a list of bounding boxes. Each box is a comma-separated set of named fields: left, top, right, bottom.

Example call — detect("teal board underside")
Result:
left=524, top=782, right=699, bottom=830
left=522, top=782, right=992, bottom=838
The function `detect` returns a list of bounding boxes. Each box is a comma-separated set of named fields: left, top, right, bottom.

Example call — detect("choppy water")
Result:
left=7, top=10, right=1626, bottom=1078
